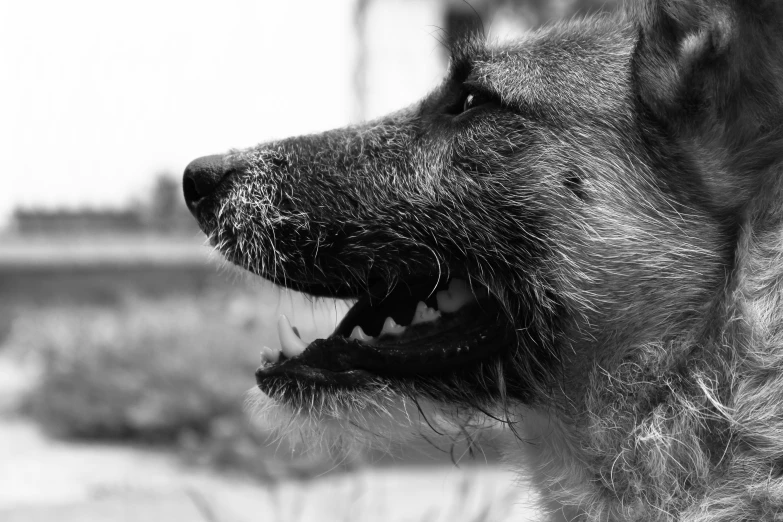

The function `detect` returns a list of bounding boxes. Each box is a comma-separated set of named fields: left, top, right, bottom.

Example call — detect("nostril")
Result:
left=183, top=176, right=200, bottom=207
left=182, top=154, right=230, bottom=210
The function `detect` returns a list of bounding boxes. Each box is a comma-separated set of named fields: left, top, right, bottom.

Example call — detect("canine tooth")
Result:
left=260, top=345, right=281, bottom=364
left=278, top=315, right=308, bottom=358
left=380, top=317, right=406, bottom=336
left=411, top=301, right=441, bottom=325
left=349, top=325, right=373, bottom=343
left=435, top=278, right=476, bottom=313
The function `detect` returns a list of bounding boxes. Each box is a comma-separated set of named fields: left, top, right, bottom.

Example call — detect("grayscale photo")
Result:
left=2, top=0, right=783, bottom=521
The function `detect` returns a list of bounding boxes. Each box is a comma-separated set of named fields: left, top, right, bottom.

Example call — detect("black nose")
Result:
left=182, top=154, right=229, bottom=213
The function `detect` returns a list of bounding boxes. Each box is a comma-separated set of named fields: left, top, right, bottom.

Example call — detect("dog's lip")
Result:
left=255, top=298, right=511, bottom=389
left=256, top=365, right=375, bottom=388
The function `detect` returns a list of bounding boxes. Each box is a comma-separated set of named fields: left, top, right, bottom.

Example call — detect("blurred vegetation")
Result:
left=16, top=296, right=259, bottom=441
left=1, top=275, right=337, bottom=481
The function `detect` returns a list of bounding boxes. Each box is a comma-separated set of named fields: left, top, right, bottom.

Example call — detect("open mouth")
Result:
left=255, top=276, right=514, bottom=391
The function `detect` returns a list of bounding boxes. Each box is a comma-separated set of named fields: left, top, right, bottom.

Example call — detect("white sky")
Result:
left=0, top=0, right=360, bottom=226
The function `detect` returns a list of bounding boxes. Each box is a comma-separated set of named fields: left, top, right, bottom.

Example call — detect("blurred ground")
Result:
left=0, top=415, right=530, bottom=522
left=0, top=360, right=533, bottom=522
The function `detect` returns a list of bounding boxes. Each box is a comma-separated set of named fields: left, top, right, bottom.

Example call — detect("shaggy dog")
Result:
left=183, top=0, right=783, bottom=519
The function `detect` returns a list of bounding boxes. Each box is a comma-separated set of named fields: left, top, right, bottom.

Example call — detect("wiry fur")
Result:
left=186, top=1, right=783, bottom=520
left=244, top=384, right=501, bottom=466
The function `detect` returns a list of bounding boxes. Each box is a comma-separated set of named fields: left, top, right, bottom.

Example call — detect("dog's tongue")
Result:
left=264, top=278, right=480, bottom=363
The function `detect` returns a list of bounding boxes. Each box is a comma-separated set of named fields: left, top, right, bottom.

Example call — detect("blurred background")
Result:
left=0, top=1, right=615, bottom=520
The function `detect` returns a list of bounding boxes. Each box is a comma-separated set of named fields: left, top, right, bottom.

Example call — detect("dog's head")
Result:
left=183, top=1, right=783, bottom=448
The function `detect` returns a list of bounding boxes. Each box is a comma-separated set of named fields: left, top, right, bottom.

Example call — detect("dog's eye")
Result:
left=462, top=91, right=492, bottom=114
left=445, top=87, right=497, bottom=117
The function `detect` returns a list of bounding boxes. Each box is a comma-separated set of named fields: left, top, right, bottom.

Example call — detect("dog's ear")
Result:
left=631, top=0, right=783, bottom=124
left=630, top=0, right=783, bottom=209
left=631, top=0, right=734, bottom=121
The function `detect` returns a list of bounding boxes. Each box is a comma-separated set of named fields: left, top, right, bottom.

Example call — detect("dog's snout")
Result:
left=182, top=154, right=230, bottom=213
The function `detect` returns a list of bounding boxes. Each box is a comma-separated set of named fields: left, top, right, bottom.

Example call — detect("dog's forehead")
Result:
left=474, top=19, right=635, bottom=119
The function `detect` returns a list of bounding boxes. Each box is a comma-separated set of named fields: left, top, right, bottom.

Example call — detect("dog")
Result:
left=183, top=0, right=783, bottom=519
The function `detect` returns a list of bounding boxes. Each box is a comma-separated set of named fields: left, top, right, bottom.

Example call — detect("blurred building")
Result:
left=14, top=208, right=143, bottom=235
left=11, top=174, right=198, bottom=236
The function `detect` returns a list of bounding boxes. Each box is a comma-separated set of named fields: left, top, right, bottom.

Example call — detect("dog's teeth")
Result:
left=380, top=317, right=406, bottom=336
left=278, top=315, right=308, bottom=358
left=411, top=301, right=441, bottom=325
left=435, top=278, right=476, bottom=313
left=349, top=325, right=374, bottom=343
left=260, top=345, right=281, bottom=364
